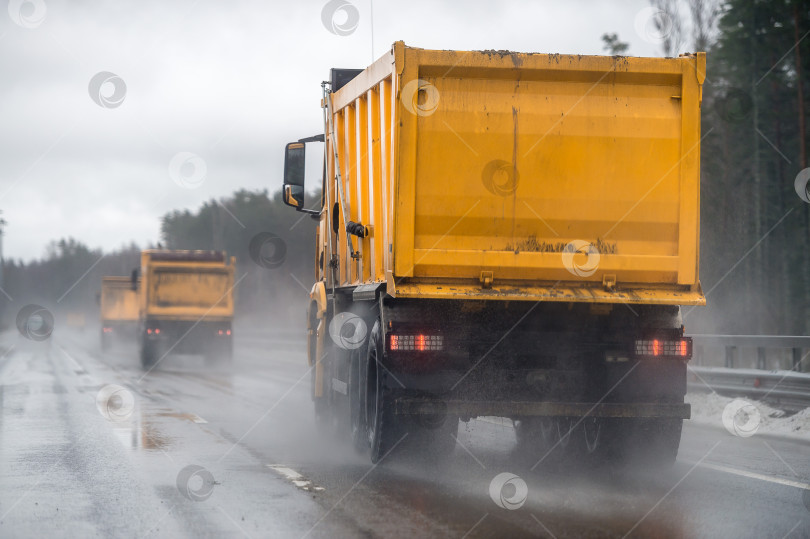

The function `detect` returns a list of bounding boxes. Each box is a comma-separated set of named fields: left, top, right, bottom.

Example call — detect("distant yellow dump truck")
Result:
left=282, top=42, right=706, bottom=465
left=100, top=276, right=139, bottom=350
left=136, top=250, right=235, bottom=368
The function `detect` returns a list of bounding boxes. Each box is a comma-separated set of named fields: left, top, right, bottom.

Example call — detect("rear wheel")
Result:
left=367, top=321, right=403, bottom=464
left=140, top=339, right=156, bottom=369
left=350, top=346, right=368, bottom=453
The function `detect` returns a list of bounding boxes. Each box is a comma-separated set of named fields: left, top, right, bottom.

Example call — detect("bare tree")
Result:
left=650, top=0, right=684, bottom=56
left=689, top=0, right=721, bottom=52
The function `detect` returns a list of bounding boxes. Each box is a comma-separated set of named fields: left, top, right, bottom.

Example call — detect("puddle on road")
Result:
left=109, top=408, right=171, bottom=452
left=153, top=410, right=208, bottom=423
left=108, top=407, right=211, bottom=452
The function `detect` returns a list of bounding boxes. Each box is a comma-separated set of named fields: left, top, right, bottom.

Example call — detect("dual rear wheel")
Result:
left=347, top=319, right=458, bottom=464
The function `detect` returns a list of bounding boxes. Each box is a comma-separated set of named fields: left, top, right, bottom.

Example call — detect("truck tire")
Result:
left=577, top=417, right=614, bottom=460
left=140, top=341, right=156, bottom=369
left=366, top=320, right=403, bottom=464
left=349, top=345, right=368, bottom=453
left=363, top=320, right=457, bottom=464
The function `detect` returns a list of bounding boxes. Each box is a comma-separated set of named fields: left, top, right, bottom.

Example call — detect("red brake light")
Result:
left=155, top=328, right=160, bottom=334
left=634, top=338, right=692, bottom=360
left=389, top=334, right=443, bottom=351
left=226, top=329, right=231, bottom=336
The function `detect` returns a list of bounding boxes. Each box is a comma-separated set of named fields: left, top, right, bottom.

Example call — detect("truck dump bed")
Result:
left=140, top=250, right=235, bottom=321
left=100, top=277, right=139, bottom=322
left=328, top=42, right=705, bottom=305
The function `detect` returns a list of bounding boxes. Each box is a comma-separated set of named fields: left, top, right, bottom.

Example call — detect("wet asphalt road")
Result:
left=1, top=327, right=810, bottom=538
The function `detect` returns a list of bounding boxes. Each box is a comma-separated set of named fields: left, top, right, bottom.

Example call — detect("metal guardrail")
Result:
left=690, top=334, right=810, bottom=371
left=689, top=366, right=810, bottom=412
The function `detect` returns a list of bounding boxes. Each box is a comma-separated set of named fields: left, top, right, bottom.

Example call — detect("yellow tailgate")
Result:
left=394, top=46, right=704, bottom=302
left=100, top=277, right=139, bottom=321
left=146, top=268, right=233, bottom=318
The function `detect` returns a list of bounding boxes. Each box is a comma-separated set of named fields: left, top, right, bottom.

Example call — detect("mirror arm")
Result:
left=298, top=134, right=325, bottom=143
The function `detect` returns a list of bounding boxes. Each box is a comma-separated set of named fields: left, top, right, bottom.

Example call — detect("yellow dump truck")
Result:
left=99, top=276, right=139, bottom=350
left=282, top=42, right=706, bottom=465
left=136, top=250, right=235, bottom=368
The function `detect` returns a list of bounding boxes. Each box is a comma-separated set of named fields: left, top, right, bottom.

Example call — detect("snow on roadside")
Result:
left=686, top=391, right=810, bottom=442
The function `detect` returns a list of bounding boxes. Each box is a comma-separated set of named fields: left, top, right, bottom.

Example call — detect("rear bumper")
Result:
left=141, top=319, right=232, bottom=352
left=390, top=281, right=706, bottom=306
left=395, top=398, right=691, bottom=420
left=101, top=320, right=137, bottom=329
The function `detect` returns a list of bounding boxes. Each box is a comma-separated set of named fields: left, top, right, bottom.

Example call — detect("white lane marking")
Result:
left=690, top=461, right=810, bottom=491
left=189, top=414, right=207, bottom=424
left=267, top=465, right=324, bottom=492
left=476, top=416, right=514, bottom=427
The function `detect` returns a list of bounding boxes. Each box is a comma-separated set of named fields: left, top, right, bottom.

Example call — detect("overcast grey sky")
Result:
left=0, top=0, right=675, bottom=261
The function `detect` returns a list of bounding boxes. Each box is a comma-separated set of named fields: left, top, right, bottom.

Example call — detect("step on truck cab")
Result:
left=282, top=42, right=706, bottom=466
left=99, top=276, right=139, bottom=351
left=136, top=250, right=236, bottom=368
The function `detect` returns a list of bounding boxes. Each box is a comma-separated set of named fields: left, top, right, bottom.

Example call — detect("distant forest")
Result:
left=0, top=189, right=318, bottom=327
left=669, top=0, right=810, bottom=335
left=2, top=0, right=809, bottom=336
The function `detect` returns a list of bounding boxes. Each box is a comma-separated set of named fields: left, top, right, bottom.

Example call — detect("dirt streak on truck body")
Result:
left=282, top=42, right=707, bottom=465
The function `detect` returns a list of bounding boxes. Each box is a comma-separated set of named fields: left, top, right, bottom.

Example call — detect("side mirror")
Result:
left=284, top=185, right=304, bottom=209
left=283, top=142, right=306, bottom=210
left=130, top=269, right=139, bottom=291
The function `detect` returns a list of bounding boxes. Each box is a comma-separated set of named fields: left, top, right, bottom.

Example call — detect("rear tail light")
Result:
left=389, top=334, right=444, bottom=352
left=634, top=337, right=692, bottom=360
left=102, top=327, right=112, bottom=333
